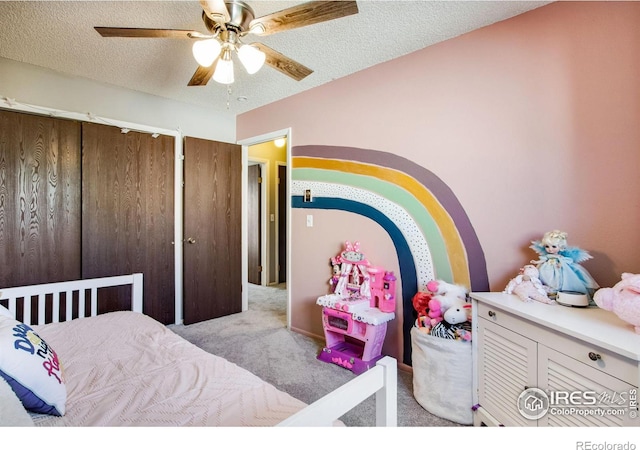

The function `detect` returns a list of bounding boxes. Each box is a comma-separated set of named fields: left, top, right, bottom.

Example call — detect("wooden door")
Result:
left=81, top=123, right=175, bottom=324
left=183, top=137, right=241, bottom=325
left=247, top=164, right=261, bottom=285
left=277, top=164, right=286, bottom=283
left=0, top=110, right=81, bottom=287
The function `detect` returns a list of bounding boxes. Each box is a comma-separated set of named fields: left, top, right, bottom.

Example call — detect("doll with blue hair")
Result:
left=529, top=229, right=599, bottom=301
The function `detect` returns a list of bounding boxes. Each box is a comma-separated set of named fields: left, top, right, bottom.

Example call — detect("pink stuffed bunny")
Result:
left=594, top=273, right=640, bottom=334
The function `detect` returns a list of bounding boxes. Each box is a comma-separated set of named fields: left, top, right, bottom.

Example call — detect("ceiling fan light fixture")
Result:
left=192, top=38, right=221, bottom=67
left=95, top=1, right=359, bottom=87
left=248, top=23, right=266, bottom=35
left=213, top=47, right=235, bottom=85
left=238, top=44, right=266, bottom=75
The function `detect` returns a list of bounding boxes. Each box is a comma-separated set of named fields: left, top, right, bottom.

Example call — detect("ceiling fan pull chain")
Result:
left=226, top=85, right=232, bottom=110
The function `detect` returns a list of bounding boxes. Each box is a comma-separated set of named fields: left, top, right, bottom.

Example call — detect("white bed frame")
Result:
left=0, top=273, right=397, bottom=427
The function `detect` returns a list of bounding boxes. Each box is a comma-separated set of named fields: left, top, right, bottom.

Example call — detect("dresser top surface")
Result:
left=471, top=292, right=640, bottom=361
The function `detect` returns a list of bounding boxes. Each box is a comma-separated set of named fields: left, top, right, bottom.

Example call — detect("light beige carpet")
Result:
left=168, top=283, right=463, bottom=427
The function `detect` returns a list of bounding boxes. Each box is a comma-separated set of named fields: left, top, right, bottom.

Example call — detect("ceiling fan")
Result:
left=95, top=1, right=359, bottom=86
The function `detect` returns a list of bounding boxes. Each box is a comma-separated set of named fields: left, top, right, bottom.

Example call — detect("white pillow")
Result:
left=0, top=316, right=66, bottom=415
left=0, top=374, right=34, bottom=426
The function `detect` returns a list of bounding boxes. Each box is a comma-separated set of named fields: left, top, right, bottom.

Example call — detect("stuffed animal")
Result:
left=413, top=279, right=470, bottom=332
left=426, top=298, right=444, bottom=326
left=446, top=301, right=472, bottom=337
left=427, top=288, right=473, bottom=340
left=504, top=265, right=555, bottom=304
left=430, top=303, right=472, bottom=340
left=411, top=291, right=433, bottom=318
left=455, top=329, right=472, bottom=341
left=443, top=303, right=472, bottom=325
left=427, top=279, right=469, bottom=311
left=428, top=279, right=467, bottom=297
left=593, top=273, right=640, bottom=334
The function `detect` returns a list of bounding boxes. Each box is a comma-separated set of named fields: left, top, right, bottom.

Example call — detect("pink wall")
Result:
left=237, top=2, right=640, bottom=363
left=293, top=210, right=402, bottom=359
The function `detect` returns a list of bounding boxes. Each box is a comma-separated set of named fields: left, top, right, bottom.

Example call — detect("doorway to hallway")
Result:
left=241, top=130, right=290, bottom=328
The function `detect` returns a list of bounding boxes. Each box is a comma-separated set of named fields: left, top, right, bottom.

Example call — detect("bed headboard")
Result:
left=0, top=273, right=143, bottom=326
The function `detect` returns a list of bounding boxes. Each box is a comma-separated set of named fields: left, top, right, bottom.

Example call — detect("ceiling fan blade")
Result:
left=95, top=27, right=207, bottom=39
left=249, top=1, right=358, bottom=36
left=253, top=43, right=312, bottom=82
left=188, top=61, right=218, bottom=86
left=200, top=0, right=230, bottom=24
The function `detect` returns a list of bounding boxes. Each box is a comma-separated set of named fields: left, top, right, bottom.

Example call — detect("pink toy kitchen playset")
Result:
left=317, top=241, right=396, bottom=375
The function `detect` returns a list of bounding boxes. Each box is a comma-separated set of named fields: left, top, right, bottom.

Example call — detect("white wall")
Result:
left=0, top=57, right=235, bottom=142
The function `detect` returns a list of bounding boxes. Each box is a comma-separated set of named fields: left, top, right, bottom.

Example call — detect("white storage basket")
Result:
left=410, top=326, right=473, bottom=424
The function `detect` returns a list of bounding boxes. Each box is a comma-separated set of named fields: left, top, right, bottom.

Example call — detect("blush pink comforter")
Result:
left=31, top=311, right=307, bottom=426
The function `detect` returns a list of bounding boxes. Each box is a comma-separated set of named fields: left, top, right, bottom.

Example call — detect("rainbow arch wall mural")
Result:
left=292, top=145, right=489, bottom=365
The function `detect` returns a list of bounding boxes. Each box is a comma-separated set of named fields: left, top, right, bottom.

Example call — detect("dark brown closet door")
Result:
left=0, top=110, right=81, bottom=287
left=81, top=123, right=174, bottom=324
left=183, top=137, right=241, bottom=324
left=247, top=163, right=261, bottom=285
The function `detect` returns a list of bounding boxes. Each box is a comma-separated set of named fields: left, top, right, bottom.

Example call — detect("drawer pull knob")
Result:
left=588, top=352, right=601, bottom=361
left=488, top=311, right=496, bottom=318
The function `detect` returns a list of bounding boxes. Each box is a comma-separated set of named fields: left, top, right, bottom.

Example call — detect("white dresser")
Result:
left=471, top=292, right=640, bottom=427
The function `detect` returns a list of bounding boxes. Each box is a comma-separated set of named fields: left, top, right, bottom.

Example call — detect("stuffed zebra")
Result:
left=430, top=321, right=457, bottom=339
left=430, top=320, right=472, bottom=340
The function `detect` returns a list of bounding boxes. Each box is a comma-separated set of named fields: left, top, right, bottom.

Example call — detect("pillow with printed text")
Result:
left=0, top=315, right=66, bottom=415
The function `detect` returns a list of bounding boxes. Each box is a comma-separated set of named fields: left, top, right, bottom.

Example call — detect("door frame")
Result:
left=275, top=161, right=287, bottom=285
left=238, top=128, right=291, bottom=328
left=247, top=158, right=269, bottom=286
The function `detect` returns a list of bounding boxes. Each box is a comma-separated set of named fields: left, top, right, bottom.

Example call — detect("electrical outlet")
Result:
left=306, top=215, right=313, bottom=227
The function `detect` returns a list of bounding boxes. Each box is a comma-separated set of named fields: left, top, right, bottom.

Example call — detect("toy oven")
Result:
left=322, top=307, right=354, bottom=335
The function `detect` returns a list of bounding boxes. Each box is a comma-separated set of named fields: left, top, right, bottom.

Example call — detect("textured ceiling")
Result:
left=0, top=1, right=551, bottom=118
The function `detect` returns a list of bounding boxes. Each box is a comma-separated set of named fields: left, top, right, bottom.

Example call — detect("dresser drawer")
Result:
left=476, top=301, right=545, bottom=337
left=536, top=326, right=638, bottom=387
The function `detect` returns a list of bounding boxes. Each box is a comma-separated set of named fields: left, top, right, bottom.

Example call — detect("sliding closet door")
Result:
left=183, top=137, right=241, bottom=324
left=81, top=123, right=175, bottom=324
left=0, top=110, right=81, bottom=287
